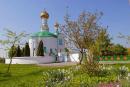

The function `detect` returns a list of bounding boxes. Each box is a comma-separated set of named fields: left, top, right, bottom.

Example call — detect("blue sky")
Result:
left=0, top=0, right=130, bottom=47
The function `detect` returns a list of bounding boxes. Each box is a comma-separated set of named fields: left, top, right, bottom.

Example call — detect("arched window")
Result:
left=59, top=39, right=63, bottom=45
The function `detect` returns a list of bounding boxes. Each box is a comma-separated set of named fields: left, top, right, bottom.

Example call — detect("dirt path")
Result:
left=37, top=62, right=77, bottom=67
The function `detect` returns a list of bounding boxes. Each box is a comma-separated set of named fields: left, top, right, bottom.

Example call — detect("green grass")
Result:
left=0, top=64, right=71, bottom=87
left=0, top=63, right=130, bottom=87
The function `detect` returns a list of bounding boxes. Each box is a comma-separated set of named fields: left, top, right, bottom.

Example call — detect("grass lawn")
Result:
left=0, top=63, right=71, bottom=87
left=0, top=63, right=130, bottom=87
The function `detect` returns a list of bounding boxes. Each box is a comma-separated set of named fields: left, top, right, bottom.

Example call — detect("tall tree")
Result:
left=8, top=45, right=17, bottom=58
left=21, top=47, right=25, bottom=57
left=24, top=42, right=30, bottom=56
left=61, top=11, right=109, bottom=64
left=112, top=44, right=127, bottom=55
left=95, top=29, right=111, bottom=56
left=16, top=45, right=21, bottom=57
left=0, top=28, right=28, bottom=73
left=36, top=40, right=44, bottom=56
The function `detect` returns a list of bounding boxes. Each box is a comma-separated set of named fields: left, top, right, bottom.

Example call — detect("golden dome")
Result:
left=40, top=11, right=49, bottom=19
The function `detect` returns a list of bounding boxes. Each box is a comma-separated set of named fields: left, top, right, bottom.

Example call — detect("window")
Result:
left=59, top=39, right=63, bottom=45
left=44, top=47, right=46, bottom=53
left=49, top=48, right=53, bottom=56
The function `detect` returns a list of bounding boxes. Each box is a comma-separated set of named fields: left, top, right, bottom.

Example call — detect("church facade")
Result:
left=5, top=10, right=79, bottom=64
left=29, top=10, right=66, bottom=62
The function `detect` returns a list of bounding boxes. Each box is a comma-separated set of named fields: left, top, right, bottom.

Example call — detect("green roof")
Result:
left=31, top=31, right=57, bottom=38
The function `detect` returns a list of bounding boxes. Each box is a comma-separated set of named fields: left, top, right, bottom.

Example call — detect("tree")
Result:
left=24, top=42, right=30, bottom=56
left=21, top=47, right=25, bottom=56
left=112, top=44, right=127, bottom=55
left=0, top=29, right=28, bottom=47
left=8, top=45, right=17, bottom=58
left=61, top=11, right=106, bottom=64
left=95, top=29, right=112, bottom=56
left=0, top=28, right=29, bottom=73
left=36, top=40, right=44, bottom=56
left=16, top=45, right=21, bottom=57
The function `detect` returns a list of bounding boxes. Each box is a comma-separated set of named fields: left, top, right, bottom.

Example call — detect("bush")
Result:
left=0, top=58, right=5, bottom=63
left=24, top=42, right=30, bottom=56
left=8, top=45, right=17, bottom=58
left=97, top=65, right=113, bottom=77
left=21, top=47, right=25, bottom=56
left=41, top=65, right=129, bottom=86
left=16, top=45, right=21, bottom=57
left=42, top=69, right=72, bottom=87
left=81, top=62, right=99, bottom=76
left=117, top=66, right=129, bottom=79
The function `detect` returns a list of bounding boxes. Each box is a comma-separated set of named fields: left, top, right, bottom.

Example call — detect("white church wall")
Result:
left=5, top=55, right=56, bottom=64
left=57, top=34, right=65, bottom=51
left=29, top=39, right=33, bottom=56
left=69, top=53, right=79, bottom=62
left=29, top=37, right=57, bottom=56
left=41, top=37, right=57, bottom=52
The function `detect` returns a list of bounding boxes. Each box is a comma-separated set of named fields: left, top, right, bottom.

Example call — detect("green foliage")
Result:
left=0, top=63, right=130, bottom=87
left=42, top=69, right=72, bottom=87
left=24, top=42, right=30, bottom=56
left=21, top=47, right=25, bottom=56
left=112, top=44, right=128, bottom=55
left=0, top=29, right=28, bottom=50
left=0, top=64, right=71, bottom=87
left=116, top=66, right=129, bottom=79
left=81, top=63, right=99, bottom=76
left=95, top=29, right=111, bottom=54
left=101, top=44, right=128, bottom=56
left=16, top=45, right=21, bottom=57
left=8, top=45, right=17, bottom=58
left=0, top=58, right=5, bottom=63
left=36, top=40, right=44, bottom=56
left=64, top=48, right=69, bottom=52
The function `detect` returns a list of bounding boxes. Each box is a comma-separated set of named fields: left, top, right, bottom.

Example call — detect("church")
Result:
left=29, top=10, right=65, bottom=61
left=5, top=10, right=79, bottom=64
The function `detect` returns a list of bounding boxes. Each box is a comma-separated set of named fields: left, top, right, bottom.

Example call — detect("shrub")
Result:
left=8, top=45, right=17, bottom=58
left=21, top=47, right=25, bottom=56
left=117, top=66, right=129, bottom=79
left=42, top=69, right=72, bottom=87
left=24, top=42, right=30, bottom=56
left=16, top=45, right=21, bottom=57
left=0, top=58, right=5, bottom=63
left=97, top=65, right=114, bottom=77
left=81, top=62, right=99, bottom=76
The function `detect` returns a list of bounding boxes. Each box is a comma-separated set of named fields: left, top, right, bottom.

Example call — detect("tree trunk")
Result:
left=7, top=57, right=12, bottom=73
left=79, top=51, right=84, bottom=64
left=87, top=50, right=94, bottom=63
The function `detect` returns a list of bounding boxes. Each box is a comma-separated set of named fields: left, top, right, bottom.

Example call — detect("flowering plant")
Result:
left=117, top=66, right=129, bottom=79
